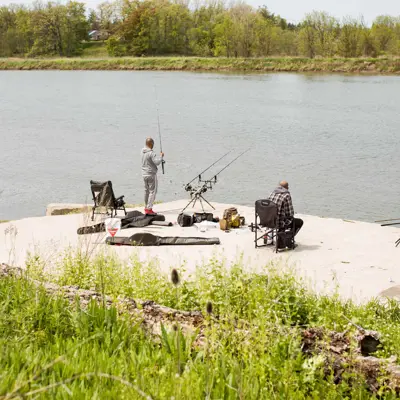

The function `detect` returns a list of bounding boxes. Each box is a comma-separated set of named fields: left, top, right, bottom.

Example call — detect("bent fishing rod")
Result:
left=154, top=86, right=165, bottom=174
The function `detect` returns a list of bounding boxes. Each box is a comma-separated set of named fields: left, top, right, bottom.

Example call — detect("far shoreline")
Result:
left=1, top=56, right=400, bottom=75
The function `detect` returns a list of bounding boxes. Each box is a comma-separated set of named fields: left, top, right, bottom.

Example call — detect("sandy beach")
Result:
left=1, top=199, right=399, bottom=303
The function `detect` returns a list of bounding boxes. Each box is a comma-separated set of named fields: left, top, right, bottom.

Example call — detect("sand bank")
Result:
left=1, top=200, right=399, bottom=303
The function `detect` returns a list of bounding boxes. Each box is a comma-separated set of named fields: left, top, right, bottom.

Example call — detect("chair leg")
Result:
left=92, top=207, right=95, bottom=221
left=275, top=230, right=279, bottom=253
left=254, top=211, right=257, bottom=249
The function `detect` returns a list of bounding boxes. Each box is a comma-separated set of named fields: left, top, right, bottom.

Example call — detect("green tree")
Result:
left=0, top=6, right=16, bottom=56
left=88, top=9, right=100, bottom=31
left=371, top=15, right=398, bottom=54
left=29, top=1, right=88, bottom=57
left=115, top=0, right=192, bottom=56
left=337, top=17, right=362, bottom=58
left=297, top=12, right=338, bottom=57
left=253, top=15, right=279, bottom=56
left=97, top=1, right=120, bottom=35
left=213, top=12, right=235, bottom=57
left=298, top=22, right=317, bottom=58
left=213, top=4, right=258, bottom=58
left=359, top=18, right=378, bottom=57
left=189, top=3, right=222, bottom=56
left=2, top=0, right=400, bottom=59
left=278, top=29, right=298, bottom=55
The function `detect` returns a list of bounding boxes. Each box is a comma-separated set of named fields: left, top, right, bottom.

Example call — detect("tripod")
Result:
left=181, top=186, right=215, bottom=213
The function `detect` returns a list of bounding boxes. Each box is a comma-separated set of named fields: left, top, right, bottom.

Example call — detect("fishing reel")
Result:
left=184, top=183, right=208, bottom=197
left=184, top=174, right=207, bottom=193
left=182, top=148, right=249, bottom=199
left=184, top=183, right=194, bottom=192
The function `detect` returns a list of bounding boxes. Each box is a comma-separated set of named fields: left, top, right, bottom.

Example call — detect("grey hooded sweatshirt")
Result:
left=141, top=147, right=163, bottom=176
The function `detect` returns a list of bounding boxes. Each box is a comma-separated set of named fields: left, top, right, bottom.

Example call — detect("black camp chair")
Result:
left=90, top=180, right=126, bottom=221
left=251, top=199, right=296, bottom=252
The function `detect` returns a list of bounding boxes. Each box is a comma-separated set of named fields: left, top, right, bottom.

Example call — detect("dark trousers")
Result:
left=291, top=218, right=303, bottom=236
left=277, top=218, right=303, bottom=249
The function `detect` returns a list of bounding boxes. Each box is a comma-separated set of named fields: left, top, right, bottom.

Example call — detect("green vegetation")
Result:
left=1, top=249, right=400, bottom=398
left=1, top=56, right=399, bottom=73
left=80, top=41, right=109, bottom=58
left=1, top=0, right=400, bottom=60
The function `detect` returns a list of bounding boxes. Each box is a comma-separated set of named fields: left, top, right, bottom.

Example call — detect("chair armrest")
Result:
left=115, top=195, right=125, bottom=207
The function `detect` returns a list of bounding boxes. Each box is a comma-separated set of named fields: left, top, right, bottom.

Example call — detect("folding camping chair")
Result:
left=250, top=199, right=296, bottom=252
left=90, top=180, right=127, bottom=221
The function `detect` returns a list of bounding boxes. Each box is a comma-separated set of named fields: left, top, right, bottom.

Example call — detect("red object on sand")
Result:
left=108, top=227, right=119, bottom=237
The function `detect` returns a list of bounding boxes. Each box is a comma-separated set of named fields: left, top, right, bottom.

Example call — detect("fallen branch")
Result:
left=301, top=327, right=400, bottom=391
left=0, top=263, right=205, bottom=340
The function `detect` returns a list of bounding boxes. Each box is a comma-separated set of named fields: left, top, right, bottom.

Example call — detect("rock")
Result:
left=46, top=203, right=92, bottom=216
left=379, top=285, right=400, bottom=302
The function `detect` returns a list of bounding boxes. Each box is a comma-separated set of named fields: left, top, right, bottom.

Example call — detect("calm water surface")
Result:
left=0, top=71, right=399, bottom=222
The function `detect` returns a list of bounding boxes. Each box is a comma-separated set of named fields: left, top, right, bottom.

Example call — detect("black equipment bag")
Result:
left=177, top=213, right=194, bottom=227
left=193, top=212, right=214, bottom=223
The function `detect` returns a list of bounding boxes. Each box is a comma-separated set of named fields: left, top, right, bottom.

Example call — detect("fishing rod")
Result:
left=208, top=147, right=251, bottom=182
left=185, top=150, right=232, bottom=190
left=375, top=218, right=400, bottom=223
left=181, top=147, right=251, bottom=213
left=381, top=222, right=400, bottom=227
left=154, top=86, right=165, bottom=174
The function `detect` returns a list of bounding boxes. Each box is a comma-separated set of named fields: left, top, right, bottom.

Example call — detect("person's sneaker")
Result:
left=145, top=209, right=157, bottom=215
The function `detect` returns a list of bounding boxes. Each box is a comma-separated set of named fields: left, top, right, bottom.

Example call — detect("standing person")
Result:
left=141, top=137, right=164, bottom=215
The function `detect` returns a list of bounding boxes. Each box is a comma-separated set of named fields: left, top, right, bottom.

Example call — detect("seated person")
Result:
left=268, top=180, right=303, bottom=247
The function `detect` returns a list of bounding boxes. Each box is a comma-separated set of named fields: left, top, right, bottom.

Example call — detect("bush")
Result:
left=106, top=37, right=127, bottom=57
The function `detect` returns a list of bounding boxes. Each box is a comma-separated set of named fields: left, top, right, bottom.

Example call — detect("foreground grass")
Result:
left=1, top=56, right=400, bottom=74
left=0, top=250, right=398, bottom=398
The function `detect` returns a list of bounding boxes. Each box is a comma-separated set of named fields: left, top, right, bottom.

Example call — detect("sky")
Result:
left=264, top=0, right=398, bottom=25
left=0, top=0, right=398, bottom=25
left=263, top=0, right=398, bottom=25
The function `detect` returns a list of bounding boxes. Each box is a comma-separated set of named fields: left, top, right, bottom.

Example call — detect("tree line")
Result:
left=1, top=0, right=400, bottom=58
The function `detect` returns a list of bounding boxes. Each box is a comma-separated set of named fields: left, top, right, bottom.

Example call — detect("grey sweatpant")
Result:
left=143, top=174, right=158, bottom=209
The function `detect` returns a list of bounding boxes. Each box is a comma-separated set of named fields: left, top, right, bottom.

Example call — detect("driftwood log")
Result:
left=1, top=263, right=400, bottom=393
left=0, top=263, right=205, bottom=342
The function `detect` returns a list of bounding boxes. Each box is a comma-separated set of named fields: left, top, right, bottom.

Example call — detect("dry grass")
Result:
left=1, top=56, right=399, bottom=74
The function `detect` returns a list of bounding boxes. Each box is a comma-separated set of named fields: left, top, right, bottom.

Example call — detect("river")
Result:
left=0, top=71, right=399, bottom=222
